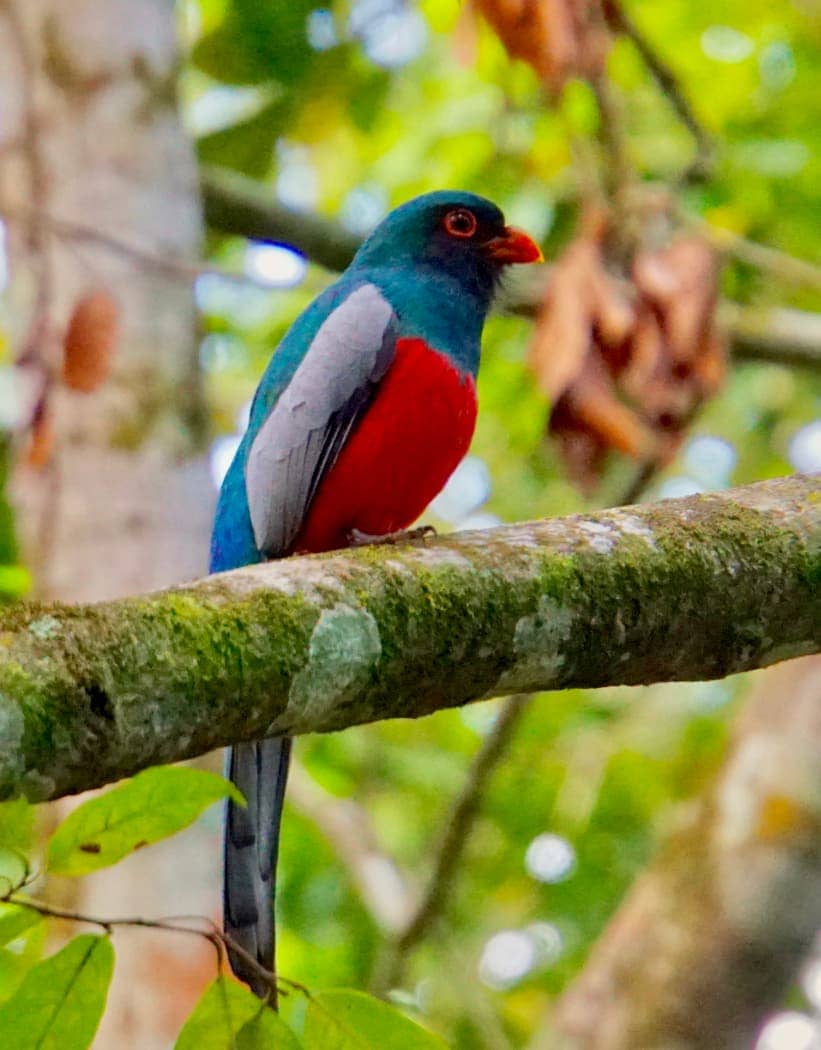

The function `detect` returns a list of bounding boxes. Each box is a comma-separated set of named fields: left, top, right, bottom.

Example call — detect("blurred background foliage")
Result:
left=0, top=0, right=819, bottom=1047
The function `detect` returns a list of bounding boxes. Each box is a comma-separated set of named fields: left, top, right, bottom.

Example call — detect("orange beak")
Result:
left=482, top=226, right=544, bottom=265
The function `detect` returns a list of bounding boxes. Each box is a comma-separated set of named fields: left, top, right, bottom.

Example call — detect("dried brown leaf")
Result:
left=472, top=0, right=610, bottom=89
left=62, top=289, right=120, bottom=393
left=529, top=238, right=599, bottom=400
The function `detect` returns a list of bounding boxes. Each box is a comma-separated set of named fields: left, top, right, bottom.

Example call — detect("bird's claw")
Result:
left=346, top=524, right=437, bottom=548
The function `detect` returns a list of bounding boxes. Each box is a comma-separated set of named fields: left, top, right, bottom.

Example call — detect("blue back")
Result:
left=210, top=190, right=503, bottom=573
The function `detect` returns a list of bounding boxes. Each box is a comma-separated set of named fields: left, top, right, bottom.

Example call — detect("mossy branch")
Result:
left=0, top=476, right=818, bottom=802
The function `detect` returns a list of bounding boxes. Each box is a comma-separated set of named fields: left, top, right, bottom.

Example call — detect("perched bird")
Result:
left=210, top=190, right=541, bottom=998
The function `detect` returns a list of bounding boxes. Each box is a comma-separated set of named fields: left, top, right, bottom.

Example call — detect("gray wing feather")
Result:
left=245, top=283, right=397, bottom=556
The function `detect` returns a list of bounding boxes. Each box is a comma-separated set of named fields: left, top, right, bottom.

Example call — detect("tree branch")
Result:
left=200, top=167, right=821, bottom=372
left=719, top=303, right=821, bottom=371
left=200, top=166, right=361, bottom=273
left=372, top=693, right=533, bottom=993
left=603, top=0, right=715, bottom=183
left=0, top=476, right=817, bottom=803
left=287, top=760, right=418, bottom=934
left=545, top=654, right=821, bottom=1050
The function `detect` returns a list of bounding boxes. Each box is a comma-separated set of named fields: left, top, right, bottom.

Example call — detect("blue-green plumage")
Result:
left=211, top=190, right=541, bottom=999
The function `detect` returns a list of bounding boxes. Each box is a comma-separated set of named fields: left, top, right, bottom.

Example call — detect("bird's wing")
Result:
left=245, top=282, right=398, bottom=556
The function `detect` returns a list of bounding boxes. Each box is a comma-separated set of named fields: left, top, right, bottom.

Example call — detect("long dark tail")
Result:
left=223, top=737, right=292, bottom=1000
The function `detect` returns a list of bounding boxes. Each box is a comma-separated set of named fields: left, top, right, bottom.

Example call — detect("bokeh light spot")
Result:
left=525, top=833, right=576, bottom=883
left=683, top=435, right=737, bottom=488
left=430, top=456, right=492, bottom=524
left=210, top=435, right=241, bottom=490
left=701, top=25, right=755, bottom=63
left=244, top=242, right=307, bottom=289
left=307, top=9, right=338, bottom=51
left=755, top=1012, right=821, bottom=1050
left=788, top=421, right=821, bottom=474
left=478, top=930, right=537, bottom=989
left=349, top=0, right=427, bottom=68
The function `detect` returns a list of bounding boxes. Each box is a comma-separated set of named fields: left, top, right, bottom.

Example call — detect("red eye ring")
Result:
left=444, top=208, right=478, bottom=239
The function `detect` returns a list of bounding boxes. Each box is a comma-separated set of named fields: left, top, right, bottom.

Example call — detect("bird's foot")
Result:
left=346, top=524, right=437, bottom=548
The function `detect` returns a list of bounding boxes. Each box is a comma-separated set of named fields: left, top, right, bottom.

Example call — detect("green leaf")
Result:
left=192, top=0, right=316, bottom=87
left=0, top=904, right=40, bottom=947
left=175, top=977, right=302, bottom=1049
left=0, top=847, right=28, bottom=894
left=48, top=766, right=243, bottom=876
left=198, top=98, right=294, bottom=178
left=236, top=1006, right=303, bottom=1049
left=0, top=798, right=35, bottom=854
left=304, top=990, right=448, bottom=1049
left=0, top=934, right=113, bottom=1050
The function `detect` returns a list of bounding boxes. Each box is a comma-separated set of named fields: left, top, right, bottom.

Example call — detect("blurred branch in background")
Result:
left=602, top=0, right=715, bottom=183
left=0, top=475, right=816, bottom=802
left=199, top=166, right=821, bottom=373
left=201, top=165, right=362, bottom=273
left=373, top=694, right=534, bottom=993
left=719, top=305, right=821, bottom=372
left=541, top=655, right=821, bottom=1050
left=287, top=759, right=418, bottom=934
left=7, top=171, right=821, bottom=381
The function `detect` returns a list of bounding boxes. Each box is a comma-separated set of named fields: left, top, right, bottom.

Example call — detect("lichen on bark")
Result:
left=0, top=475, right=817, bottom=802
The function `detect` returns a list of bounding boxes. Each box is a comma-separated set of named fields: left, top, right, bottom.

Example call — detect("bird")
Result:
left=209, top=189, right=542, bottom=999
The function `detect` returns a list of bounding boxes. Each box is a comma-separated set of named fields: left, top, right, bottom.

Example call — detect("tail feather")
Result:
left=224, top=737, right=292, bottom=1000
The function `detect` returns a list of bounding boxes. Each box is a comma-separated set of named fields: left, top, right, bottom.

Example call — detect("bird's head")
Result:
left=351, top=190, right=543, bottom=303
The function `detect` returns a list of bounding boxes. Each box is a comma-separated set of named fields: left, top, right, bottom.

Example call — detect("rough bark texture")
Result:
left=0, top=5, right=215, bottom=1045
left=2, top=0, right=213, bottom=601
left=0, top=475, right=816, bottom=803
left=549, top=655, right=821, bottom=1050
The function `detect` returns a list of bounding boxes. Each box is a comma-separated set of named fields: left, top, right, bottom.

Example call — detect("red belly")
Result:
left=295, top=338, right=477, bottom=553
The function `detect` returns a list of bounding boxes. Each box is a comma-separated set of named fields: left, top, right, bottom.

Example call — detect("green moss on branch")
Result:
left=0, top=476, right=817, bottom=801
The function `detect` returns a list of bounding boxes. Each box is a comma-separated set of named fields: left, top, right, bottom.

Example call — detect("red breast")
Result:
left=295, top=338, right=477, bottom=553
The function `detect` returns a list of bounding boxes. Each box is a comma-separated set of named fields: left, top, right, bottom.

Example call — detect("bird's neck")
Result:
left=358, top=264, right=491, bottom=376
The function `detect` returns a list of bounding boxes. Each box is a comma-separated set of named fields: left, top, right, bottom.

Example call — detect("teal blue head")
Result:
left=350, top=190, right=542, bottom=308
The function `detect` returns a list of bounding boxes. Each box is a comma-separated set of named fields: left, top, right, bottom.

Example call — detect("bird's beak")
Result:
left=482, top=226, right=544, bottom=264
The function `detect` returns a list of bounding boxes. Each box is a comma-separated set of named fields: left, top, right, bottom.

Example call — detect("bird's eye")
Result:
left=443, top=208, right=478, bottom=239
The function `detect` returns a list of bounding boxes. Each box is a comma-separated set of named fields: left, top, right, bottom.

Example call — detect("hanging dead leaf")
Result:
left=62, top=289, right=120, bottom=393
left=659, top=237, right=719, bottom=363
left=564, top=354, right=657, bottom=456
left=528, top=237, right=600, bottom=400
left=589, top=259, right=634, bottom=351
left=531, top=211, right=726, bottom=490
left=549, top=351, right=659, bottom=490
left=472, top=0, right=611, bottom=89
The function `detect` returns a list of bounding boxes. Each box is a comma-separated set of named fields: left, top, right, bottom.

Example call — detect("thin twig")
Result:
left=1, top=1, right=53, bottom=363
left=590, top=75, right=633, bottom=203
left=372, top=694, right=533, bottom=993
left=370, top=458, right=663, bottom=994
left=0, top=204, right=276, bottom=290
left=604, top=0, right=715, bottom=183
left=4, top=891, right=309, bottom=1002
left=688, top=214, right=821, bottom=294
left=1, top=1, right=62, bottom=589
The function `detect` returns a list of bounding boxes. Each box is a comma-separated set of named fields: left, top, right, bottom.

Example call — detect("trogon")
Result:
left=210, top=190, right=542, bottom=997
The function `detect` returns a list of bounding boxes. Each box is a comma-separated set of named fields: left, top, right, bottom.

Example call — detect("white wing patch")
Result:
left=246, top=283, right=396, bottom=555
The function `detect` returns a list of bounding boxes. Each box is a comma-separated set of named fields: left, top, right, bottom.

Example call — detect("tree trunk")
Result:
left=549, top=655, right=821, bottom=1050
left=0, top=3, right=215, bottom=1046
left=1, top=0, right=211, bottom=601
